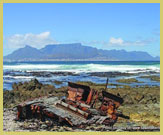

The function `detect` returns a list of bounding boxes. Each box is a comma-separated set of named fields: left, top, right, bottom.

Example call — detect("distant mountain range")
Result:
left=4, top=43, right=160, bottom=61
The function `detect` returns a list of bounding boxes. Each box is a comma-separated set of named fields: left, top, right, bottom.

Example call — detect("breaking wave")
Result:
left=3, top=63, right=160, bottom=73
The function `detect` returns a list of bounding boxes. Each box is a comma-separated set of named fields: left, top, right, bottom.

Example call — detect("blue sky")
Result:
left=3, top=3, right=160, bottom=57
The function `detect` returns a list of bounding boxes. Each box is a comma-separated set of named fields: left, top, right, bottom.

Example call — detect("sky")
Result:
left=3, top=3, right=160, bottom=57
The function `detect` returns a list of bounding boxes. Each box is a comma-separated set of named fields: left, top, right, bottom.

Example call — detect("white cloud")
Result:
left=4, top=31, right=58, bottom=49
left=108, top=37, right=155, bottom=46
left=109, top=37, right=124, bottom=45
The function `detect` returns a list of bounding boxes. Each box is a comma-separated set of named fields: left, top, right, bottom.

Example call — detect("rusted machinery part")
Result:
left=43, top=105, right=88, bottom=126
left=15, top=82, right=129, bottom=127
left=56, top=100, right=91, bottom=119
left=16, top=99, right=127, bottom=127
left=67, top=82, right=98, bottom=106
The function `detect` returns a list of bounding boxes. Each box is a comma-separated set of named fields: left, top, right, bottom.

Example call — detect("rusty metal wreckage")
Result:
left=16, top=79, right=130, bottom=127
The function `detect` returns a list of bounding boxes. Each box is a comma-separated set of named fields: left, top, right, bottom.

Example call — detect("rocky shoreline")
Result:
left=3, top=108, right=160, bottom=132
left=3, top=77, right=160, bottom=131
left=3, top=70, right=160, bottom=91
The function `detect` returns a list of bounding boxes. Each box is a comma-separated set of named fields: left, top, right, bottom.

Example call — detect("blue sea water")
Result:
left=3, top=61, right=160, bottom=90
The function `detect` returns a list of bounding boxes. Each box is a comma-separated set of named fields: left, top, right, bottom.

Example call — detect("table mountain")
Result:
left=4, top=43, right=159, bottom=61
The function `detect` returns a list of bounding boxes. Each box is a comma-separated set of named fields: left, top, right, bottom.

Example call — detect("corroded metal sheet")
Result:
left=16, top=82, right=129, bottom=127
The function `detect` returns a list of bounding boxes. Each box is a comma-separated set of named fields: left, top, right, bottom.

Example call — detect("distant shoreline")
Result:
left=3, top=59, right=160, bottom=62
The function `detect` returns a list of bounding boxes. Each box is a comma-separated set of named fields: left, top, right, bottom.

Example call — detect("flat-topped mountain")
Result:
left=4, top=43, right=160, bottom=61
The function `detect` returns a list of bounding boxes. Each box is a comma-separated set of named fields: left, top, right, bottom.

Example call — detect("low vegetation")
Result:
left=140, top=75, right=160, bottom=82
left=116, top=78, right=143, bottom=84
left=3, top=79, right=160, bottom=127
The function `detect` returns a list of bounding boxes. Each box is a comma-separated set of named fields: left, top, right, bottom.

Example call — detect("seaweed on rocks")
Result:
left=3, top=79, right=67, bottom=108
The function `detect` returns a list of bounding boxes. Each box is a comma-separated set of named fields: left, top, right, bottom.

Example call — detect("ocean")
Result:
left=3, top=61, right=160, bottom=90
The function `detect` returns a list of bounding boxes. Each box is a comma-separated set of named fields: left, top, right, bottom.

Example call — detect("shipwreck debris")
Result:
left=16, top=81, right=129, bottom=127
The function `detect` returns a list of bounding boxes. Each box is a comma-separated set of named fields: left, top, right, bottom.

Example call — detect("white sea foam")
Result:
left=3, top=63, right=160, bottom=73
left=12, top=76, right=34, bottom=79
left=3, top=75, right=34, bottom=79
left=3, top=64, right=60, bottom=70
